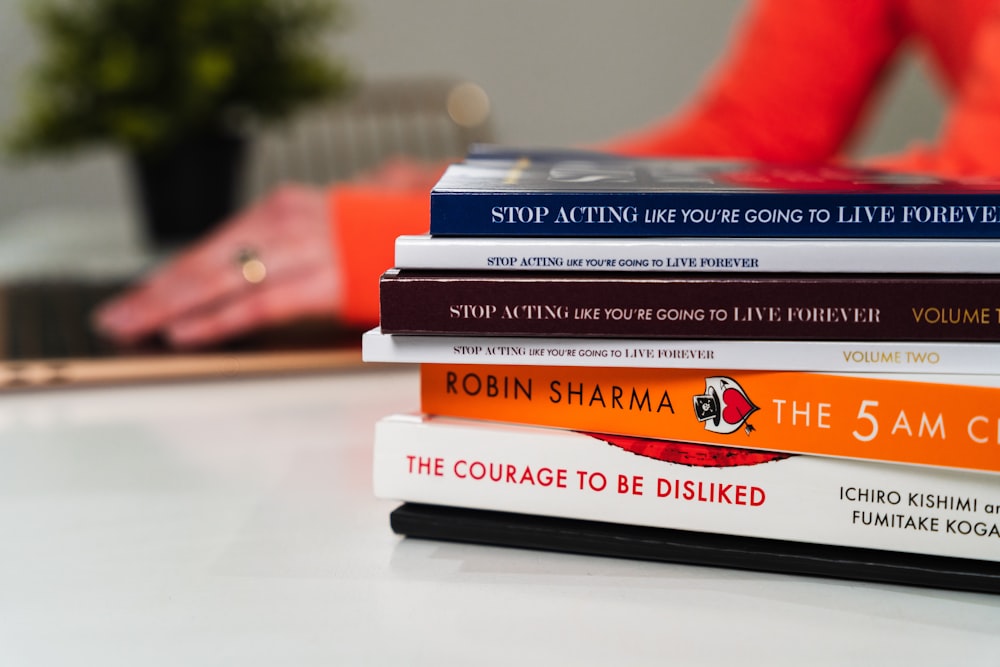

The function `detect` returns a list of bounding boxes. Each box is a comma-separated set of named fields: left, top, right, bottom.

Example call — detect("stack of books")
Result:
left=362, top=146, right=1000, bottom=593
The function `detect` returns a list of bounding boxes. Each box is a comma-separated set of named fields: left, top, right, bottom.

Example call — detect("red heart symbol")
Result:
left=721, top=387, right=755, bottom=425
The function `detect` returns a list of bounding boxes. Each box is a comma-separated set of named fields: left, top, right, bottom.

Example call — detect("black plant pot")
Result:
left=131, top=131, right=247, bottom=247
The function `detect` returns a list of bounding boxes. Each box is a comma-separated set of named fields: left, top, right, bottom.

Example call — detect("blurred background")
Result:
left=0, top=0, right=944, bottom=229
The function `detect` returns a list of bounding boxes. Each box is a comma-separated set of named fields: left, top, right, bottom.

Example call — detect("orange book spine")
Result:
left=420, top=364, right=1000, bottom=474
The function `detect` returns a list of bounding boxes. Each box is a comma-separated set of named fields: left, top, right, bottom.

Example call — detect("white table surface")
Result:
left=1, top=208, right=998, bottom=664
left=0, top=366, right=998, bottom=666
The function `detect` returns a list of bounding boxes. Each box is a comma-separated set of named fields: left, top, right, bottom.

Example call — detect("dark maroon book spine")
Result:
left=378, top=270, right=1000, bottom=341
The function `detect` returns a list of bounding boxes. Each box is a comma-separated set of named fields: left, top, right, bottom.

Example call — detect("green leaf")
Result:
left=6, top=0, right=354, bottom=155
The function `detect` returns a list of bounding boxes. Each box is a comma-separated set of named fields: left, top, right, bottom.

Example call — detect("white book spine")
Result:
left=395, top=234, right=1000, bottom=273
left=373, top=414, right=1000, bottom=563
left=362, top=328, right=1000, bottom=375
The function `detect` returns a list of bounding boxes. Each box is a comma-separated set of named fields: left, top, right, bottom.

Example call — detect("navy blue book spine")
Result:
left=429, top=192, right=1000, bottom=238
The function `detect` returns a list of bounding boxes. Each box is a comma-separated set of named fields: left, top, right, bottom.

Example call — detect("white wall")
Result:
left=0, top=0, right=944, bottom=224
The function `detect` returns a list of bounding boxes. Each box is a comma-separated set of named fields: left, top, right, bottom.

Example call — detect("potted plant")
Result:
left=6, top=0, right=353, bottom=244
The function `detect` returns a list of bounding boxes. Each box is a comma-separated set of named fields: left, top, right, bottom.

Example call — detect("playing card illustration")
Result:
left=693, top=376, right=759, bottom=436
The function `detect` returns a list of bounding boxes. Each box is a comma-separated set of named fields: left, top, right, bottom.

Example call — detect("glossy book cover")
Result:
left=419, top=364, right=1000, bottom=474
left=378, top=270, right=1000, bottom=342
left=430, top=146, right=1000, bottom=238
left=374, top=413, right=1000, bottom=565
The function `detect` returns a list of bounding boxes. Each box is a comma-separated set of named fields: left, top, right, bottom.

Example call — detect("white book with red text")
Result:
left=373, top=413, right=1000, bottom=563
left=395, top=234, right=1000, bottom=273
left=362, top=328, right=1000, bottom=375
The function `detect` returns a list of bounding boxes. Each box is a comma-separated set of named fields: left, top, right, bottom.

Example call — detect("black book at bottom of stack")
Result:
left=390, top=503, right=1000, bottom=595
